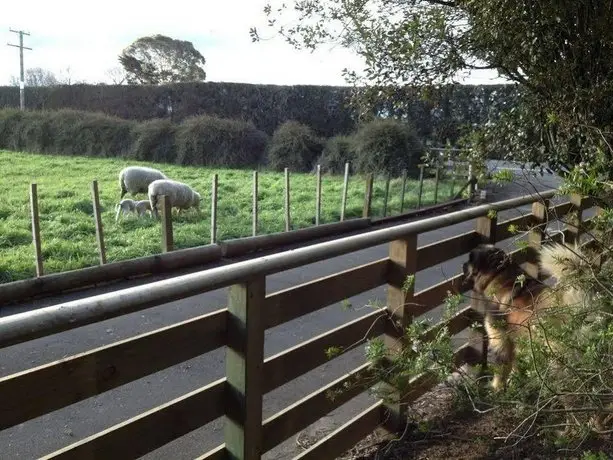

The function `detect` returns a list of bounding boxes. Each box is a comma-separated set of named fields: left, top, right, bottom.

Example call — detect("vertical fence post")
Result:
left=29, top=183, right=43, bottom=277
left=315, top=164, right=322, bottom=226
left=416, top=165, right=425, bottom=209
left=284, top=168, right=291, bottom=232
left=399, top=169, right=407, bottom=214
left=525, top=199, right=549, bottom=279
left=474, top=211, right=498, bottom=374
left=566, top=193, right=584, bottom=246
left=382, top=173, right=391, bottom=217
left=383, top=233, right=418, bottom=431
left=211, top=174, right=218, bottom=244
left=362, top=173, right=373, bottom=218
left=450, top=169, right=457, bottom=199
left=160, top=195, right=173, bottom=252
left=340, top=162, right=350, bottom=222
left=252, top=171, right=258, bottom=237
left=225, top=276, right=265, bottom=460
left=91, top=180, right=106, bottom=265
left=433, top=167, right=440, bottom=205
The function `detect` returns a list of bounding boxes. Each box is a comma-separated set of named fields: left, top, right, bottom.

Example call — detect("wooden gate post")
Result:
left=566, top=193, right=584, bottom=246
left=29, top=183, right=43, bottom=277
left=225, top=276, right=266, bottom=460
left=473, top=211, right=498, bottom=374
left=525, top=199, right=549, bottom=279
left=383, top=233, right=418, bottom=431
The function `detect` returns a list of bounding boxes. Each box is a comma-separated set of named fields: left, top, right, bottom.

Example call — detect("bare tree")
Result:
left=105, top=66, right=127, bottom=85
left=9, top=67, right=59, bottom=87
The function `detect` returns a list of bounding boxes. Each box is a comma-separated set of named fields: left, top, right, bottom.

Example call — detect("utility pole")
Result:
left=7, top=28, right=32, bottom=111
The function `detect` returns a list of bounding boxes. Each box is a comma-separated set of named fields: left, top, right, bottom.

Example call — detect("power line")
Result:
left=7, top=28, right=33, bottom=110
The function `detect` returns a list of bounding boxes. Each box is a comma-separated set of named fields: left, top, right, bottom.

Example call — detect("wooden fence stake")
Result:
left=211, top=174, right=218, bottom=244
left=315, top=164, right=322, bottom=226
left=450, top=169, right=457, bottom=199
left=284, top=168, right=291, bottom=232
left=399, top=169, right=407, bottom=213
left=433, top=167, right=440, bottom=205
left=340, top=162, right=349, bottom=222
left=29, top=183, right=43, bottom=277
left=362, top=173, right=373, bottom=218
left=252, top=171, right=258, bottom=237
left=161, top=195, right=173, bottom=252
left=225, top=276, right=266, bottom=460
left=382, top=173, right=391, bottom=217
left=383, top=234, right=418, bottom=431
left=91, top=180, right=106, bottom=265
left=417, top=165, right=425, bottom=209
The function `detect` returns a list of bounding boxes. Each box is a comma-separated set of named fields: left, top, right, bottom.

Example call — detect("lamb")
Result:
left=115, top=199, right=154, bottom=221
left=119, top=166, right=167, bottom=199
left=148, top=179, right=201, bottom=218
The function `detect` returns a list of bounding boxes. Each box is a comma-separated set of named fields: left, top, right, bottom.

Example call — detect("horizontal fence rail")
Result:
left=0, top=188, right=598, bottom=460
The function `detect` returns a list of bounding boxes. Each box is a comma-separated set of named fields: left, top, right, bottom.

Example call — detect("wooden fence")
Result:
left=21, top=162, right=469, bottom=278
left=0, top=188, right=591, bottom=460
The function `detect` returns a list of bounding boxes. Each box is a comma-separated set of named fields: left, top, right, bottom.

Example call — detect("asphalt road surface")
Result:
left=0, top=173, right=562, bottom=459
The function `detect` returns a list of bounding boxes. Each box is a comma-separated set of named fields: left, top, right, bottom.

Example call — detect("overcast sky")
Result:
left=0, top=0, right=507, bottom=87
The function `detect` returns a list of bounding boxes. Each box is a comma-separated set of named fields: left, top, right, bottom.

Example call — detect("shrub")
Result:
left=267, top=120, right=324, bottom=172
left=174, top=115, right=268, bottom=167
left=131, top=119, right=176, bottom=163
left=318, top=135, right=355, bottom=174
left=351, top=118, right=423, bottom=176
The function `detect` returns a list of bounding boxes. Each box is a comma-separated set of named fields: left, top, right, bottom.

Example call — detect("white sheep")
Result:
left=119, top=166, right=167, bottom=199
left=148, top=179, right=201, bottom=218
left=115, top=199, right=153, bottom=221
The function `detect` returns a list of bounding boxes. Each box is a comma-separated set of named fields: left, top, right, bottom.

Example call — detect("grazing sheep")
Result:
left=148, top=179, right=201, bottom=218
left=119, top=166, right=167, bottom=199
left=115, top=199, right=153, bottom=221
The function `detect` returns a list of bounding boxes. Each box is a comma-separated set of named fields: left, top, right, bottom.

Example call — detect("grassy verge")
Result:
left=1, top=150, right=459, bottom=283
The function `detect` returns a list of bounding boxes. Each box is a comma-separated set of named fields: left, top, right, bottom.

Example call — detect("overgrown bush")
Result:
left=351, top=118, right=423, bottom=176
left=0, top=109, right=135, bottom=157
left=131, top=119, right=176, bottom=163
left=174, top=115, right=268, bottom=167
left=318, top=135, right=354, bottom=174
left=267, top=120, right=324, bottom=172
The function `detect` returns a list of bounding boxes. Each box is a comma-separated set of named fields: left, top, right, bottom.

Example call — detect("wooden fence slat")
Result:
left=29, top=183, right=43, bottom=276
left=433, top=167, right=440, bottom=205
left=412, top=273, right=465, bottom=317
left=91, top=180, right=106, bottom=265
left=262, top=309, right=386, bottom=393
left=417, top=165, right=425, bottom=208
left=161, top=194, right=173, bottom=252
left=264, top=258, right=389, bottom=329
left=284, top=168, right=291, bottom=232
left=0, top=309, right=227, bottom=430
left=362, top=173, right=373, bottom=218
left=315, top=164, right=322, bottom=225
left=495, top=214, right=531, bottom=242
left=211, top=173, right=218, bottom=244
left=252, top=171, right=258, bottom=237
left=416, top=231, right=480, bottom=272
left=262, top=362, right=374, bottom=452
left=293, top=401, right=383, bottom=460
left=382, top=173, right=391, bottom=217
left=340, top=162, right=350, bottom=221
left=225, top=277, right=266, bottom=460
left=195, top=445, right=226, bottom=460
left=42, top=378, right=225, bottom=460
left=400, top=169, right=407, bottom=213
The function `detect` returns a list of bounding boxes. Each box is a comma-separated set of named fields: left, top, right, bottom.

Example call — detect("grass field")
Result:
left=0, top=150, right=460, bottom=283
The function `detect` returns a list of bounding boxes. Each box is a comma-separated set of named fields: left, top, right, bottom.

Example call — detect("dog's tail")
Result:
left=539, top=242, right=590, bottom=306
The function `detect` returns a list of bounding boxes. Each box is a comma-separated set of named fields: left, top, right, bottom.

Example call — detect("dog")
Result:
left=462, top=243, right=587, bottom=391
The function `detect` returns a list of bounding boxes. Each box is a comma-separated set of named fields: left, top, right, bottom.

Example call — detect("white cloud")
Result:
left=0, top=0, right=506, bottom=86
